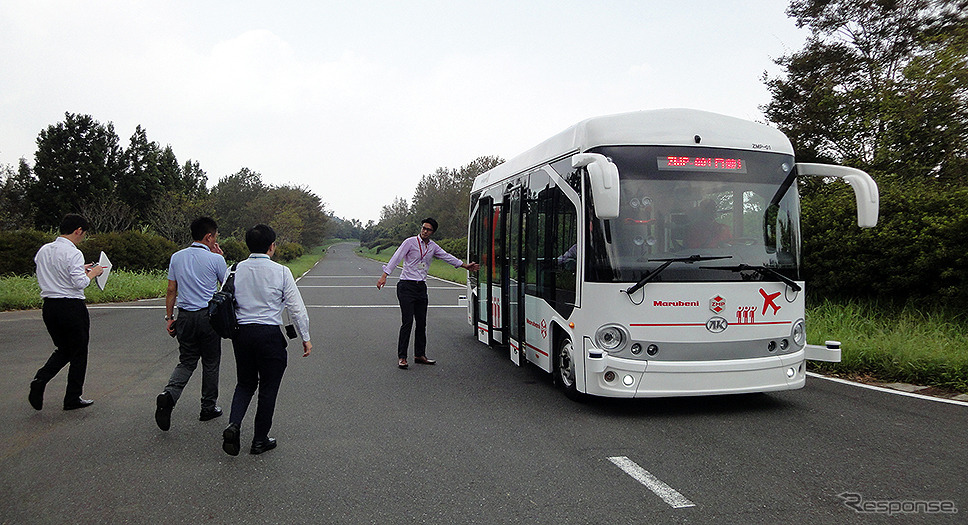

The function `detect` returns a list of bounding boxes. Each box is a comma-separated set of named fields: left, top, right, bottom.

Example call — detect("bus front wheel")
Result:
left=555, top=337, right=583, bottom=401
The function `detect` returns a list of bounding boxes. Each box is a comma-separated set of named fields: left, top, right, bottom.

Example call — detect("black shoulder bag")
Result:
left=208, top=262, right=239, bottom=339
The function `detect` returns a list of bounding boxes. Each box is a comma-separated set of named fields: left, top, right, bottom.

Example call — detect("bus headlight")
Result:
left=595, top=324, right=628, bottom=352
left=792, top=319, right=805, bottom=347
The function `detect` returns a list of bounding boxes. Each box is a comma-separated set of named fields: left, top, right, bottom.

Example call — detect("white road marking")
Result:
left=608, top=456, right=696, bottom=509
left=807, top=372, right=968, bottom=407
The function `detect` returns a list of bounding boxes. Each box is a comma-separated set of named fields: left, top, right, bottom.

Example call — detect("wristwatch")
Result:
left=165, top=315, right=174, bottom=321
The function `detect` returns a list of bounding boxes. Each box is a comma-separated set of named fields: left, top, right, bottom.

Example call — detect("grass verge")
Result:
left=356, top=244, right=468, bottom=283
left=0, top=241, right=339, bottom=311
left=807, top=300, right=968, bottom=393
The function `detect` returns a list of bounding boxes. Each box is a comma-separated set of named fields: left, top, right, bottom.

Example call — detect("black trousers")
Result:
left=164, top=308, right=221, bottom=410
left=396, top=280, right=428, bottom=359
left=35, top=298, right=89, bottom=402
left=229, top=324, right=288, bottom=444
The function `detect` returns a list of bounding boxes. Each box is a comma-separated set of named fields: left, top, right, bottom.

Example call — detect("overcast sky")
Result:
left=0, top=1, right=807, bottom=224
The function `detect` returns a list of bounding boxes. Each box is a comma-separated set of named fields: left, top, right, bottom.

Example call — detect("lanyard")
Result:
left=417, top=238, right=429, bottom=261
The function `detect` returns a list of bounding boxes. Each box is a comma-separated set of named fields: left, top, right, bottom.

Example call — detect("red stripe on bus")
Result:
left=525, top=342, right=549, bottom=357
left=630, top=321, right=793, bottom=327
left=630, top=323, right=705, bottom=327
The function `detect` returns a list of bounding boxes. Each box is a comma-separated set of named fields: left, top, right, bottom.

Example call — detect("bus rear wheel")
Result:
left=555, top=337, right=583, bottom=401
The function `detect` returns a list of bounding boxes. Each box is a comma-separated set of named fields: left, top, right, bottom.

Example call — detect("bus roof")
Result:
left=472, top=108, right=794, bottom=193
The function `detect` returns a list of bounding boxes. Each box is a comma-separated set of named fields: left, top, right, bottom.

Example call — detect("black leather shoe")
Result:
left=414, top=356, right=436, bottom=365
left=222, top=423, right=241, bottom=456
left=63, top=398, right=93, bottom=410
left=29, top=379, right=45, bottom=411
left=199, top=406, right=222, bottom=421
left=250, top=438, right=277, bottom=455
left=155, top=391, right=174, bottom=431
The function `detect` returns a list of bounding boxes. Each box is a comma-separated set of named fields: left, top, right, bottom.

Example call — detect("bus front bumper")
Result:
left=583, top=350, right=807, bottom=398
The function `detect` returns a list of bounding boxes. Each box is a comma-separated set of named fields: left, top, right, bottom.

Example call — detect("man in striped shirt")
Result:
left=376, top=218, right=479, bottom=369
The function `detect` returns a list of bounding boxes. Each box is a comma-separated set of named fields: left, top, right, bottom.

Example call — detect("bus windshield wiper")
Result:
left=625, top=255, right=733, bottom=295
left=704, top=264, right=802, bottom=292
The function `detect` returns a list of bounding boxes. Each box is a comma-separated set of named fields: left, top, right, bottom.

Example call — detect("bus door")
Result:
left=506, top=184, right=525, bottom=365
left=488, top=198, right=505, bottom=346
left=473, top=194, right=506, bottom=346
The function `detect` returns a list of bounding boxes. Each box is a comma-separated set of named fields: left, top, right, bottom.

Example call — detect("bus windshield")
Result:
left=584, top=145, right=800, bottom=284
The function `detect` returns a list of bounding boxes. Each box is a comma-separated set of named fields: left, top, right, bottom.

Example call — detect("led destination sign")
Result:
left=657, top=156, right=747, bottom=173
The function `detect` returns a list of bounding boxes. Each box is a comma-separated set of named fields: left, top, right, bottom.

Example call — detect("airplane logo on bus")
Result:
left=760, top=288, right=781, bottom=315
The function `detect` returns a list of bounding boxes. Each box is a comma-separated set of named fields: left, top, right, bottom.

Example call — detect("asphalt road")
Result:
left=1, top=242, right=965, bottom=524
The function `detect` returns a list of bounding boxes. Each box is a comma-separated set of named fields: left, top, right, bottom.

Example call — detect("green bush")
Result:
left=801, top=179, right=968, bottom=307
left=219, top=237, right=248, bottom=264
left=0, top=229, right=52, bottom=276
left=435, top=237, right=467, bottom=259
left=81, top=230, right=178, bottom=272
left=274, top=242, right=305, bottom=262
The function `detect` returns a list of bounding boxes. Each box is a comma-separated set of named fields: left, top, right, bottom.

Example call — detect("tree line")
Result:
left=0, top=113, right=330, bottom=248
left=360, top=156, right=503, bottom=251
left=364, top=0, right=968, bottom=307
left=764, top=0, right=968, bottom=305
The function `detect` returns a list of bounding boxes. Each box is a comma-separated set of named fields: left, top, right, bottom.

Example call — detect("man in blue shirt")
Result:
left=222, top=224, right=311, bottom=456
left=155, top=217, right=228, bottom=431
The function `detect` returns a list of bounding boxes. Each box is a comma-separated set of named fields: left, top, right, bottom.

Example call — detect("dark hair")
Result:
left=190, top=217, right=218, bottom=241
left=421, top=217, right=438, bottom=233
left=245, top=224, right=276, bottom=254
left=59, top=214, right=90, bottom=235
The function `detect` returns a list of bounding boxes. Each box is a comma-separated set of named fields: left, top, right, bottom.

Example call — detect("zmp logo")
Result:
left=706, top=317, right=728, bottom=333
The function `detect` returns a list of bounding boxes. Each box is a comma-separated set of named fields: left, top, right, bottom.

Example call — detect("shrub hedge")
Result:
left=219, top=237, right=248, bottom=264
left=80, top=231, right=178, bottom=272
left=0, top=229, right=179, bottom=276
left=0, top=230, right=51, bottom=276
left=800, top=178, right=968, bottom=307
left=274, top=242, right=305, bottom=262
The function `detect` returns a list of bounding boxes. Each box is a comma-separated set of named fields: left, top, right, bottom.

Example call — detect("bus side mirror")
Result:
left=796, top=163, right=879, bottom=228
left=573, top=153, right=620, bottom=219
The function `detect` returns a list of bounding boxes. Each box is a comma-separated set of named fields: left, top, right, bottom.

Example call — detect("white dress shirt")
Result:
left=233, top=254, right=311, bottom=342
left=34, top=236, right=90, bottom=299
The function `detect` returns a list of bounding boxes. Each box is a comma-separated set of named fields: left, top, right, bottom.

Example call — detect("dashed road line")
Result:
left=608, top=456, right=696, bottom=509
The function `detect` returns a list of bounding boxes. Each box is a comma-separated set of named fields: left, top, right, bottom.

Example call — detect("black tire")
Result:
left=554, top=337, right=584, bottom=401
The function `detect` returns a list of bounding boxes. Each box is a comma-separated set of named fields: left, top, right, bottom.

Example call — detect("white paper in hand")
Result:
left=96, top=251, right=112, bottom=290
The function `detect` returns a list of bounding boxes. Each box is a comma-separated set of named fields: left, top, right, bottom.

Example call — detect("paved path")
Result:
left=1, top=242, right=964, bottom=524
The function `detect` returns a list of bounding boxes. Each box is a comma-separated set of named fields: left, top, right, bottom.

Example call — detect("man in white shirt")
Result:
left=29, top=214, right=103, bottom=411
left=222, top=224, right=312, bottom=456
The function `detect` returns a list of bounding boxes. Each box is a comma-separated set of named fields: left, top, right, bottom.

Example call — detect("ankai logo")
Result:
left=710, top=295, right=726, bottom=314
left=706, top=317, right=728, bottom=333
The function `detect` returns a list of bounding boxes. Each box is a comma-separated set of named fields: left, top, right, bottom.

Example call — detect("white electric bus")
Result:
left=466, top=109, right=878, bottom=399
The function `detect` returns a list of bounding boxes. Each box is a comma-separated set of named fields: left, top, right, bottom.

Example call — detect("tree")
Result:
left=0, top=160, right=36, bottom=230
left=410, top=155, right=503, bottom=238
left=248, top=185, right=329, bottom=246
left=210, top=168, right=267, bottom=237
left=29, top=113, right=124, bottom=229
left=181, top=159, right=208, bottom=197
left=330, top=216, right=363, bottom=239
left=763, top=0, right=968, bottom=182
left=117, top=126, right=165, bottom=224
